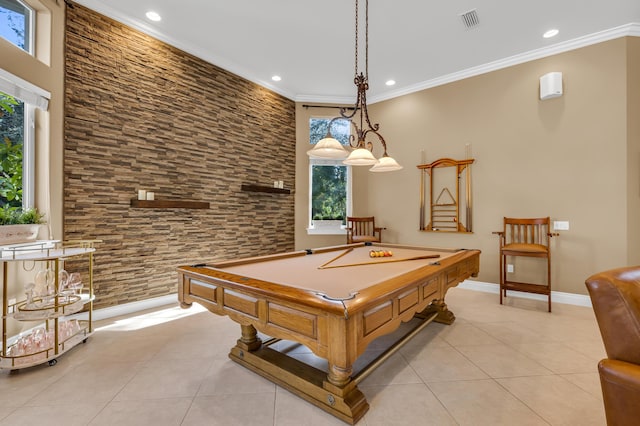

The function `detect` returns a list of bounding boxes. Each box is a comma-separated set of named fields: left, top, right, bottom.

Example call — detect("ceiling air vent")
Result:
left=460, top=9, right=479, bottom=29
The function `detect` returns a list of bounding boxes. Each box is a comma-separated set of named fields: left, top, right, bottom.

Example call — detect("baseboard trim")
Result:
left=458, top=280, right=592, bottom=308
left=72, top=294, right=178, bottom=321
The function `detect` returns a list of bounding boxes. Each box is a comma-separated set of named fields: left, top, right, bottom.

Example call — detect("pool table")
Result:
left=177, top=243, right=480, bottom=424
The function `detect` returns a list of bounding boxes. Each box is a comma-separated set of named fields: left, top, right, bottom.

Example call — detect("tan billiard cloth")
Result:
left=219, top=246, right=459, bottom=300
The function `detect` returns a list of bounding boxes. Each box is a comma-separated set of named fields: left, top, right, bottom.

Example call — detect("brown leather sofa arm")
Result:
left=586, top=269, right=640, bottom=364
left=599, top=359, right=640, bottom=426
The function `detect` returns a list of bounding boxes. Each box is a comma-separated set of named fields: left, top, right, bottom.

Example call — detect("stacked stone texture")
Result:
left=64, top=4, right=296, bottom=309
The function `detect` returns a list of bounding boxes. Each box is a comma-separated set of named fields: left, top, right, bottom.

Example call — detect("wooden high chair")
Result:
left=494, top=217, right=558, bottom=312
left=346, top=216, right=383, bottom=244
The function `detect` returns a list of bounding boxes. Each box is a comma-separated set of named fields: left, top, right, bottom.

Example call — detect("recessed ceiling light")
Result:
left=543, top=29, right=559, bottom=38
left=385, top=80, right=396, bottom=86
left=146, top=11, right=162, bottom=22
left=271, top=75, right=282, bottom=82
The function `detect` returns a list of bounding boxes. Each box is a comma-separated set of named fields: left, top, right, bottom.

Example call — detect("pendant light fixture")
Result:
left=306, top=0, right=402, bottom=172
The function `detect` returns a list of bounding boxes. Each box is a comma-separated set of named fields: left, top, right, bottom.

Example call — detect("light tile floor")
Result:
left=0, top=288, right=607, bottom=425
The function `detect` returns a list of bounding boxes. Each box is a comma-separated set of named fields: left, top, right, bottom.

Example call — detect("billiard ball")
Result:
left=370, top=250, right=393, bottom=258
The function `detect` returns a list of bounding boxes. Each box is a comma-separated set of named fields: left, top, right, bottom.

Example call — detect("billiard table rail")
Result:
left=181, top=243, right=470, bottom=310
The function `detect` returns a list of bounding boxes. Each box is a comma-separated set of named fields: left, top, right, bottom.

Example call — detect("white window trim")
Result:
left=307, top=158, right=352, bottom=235
left=23, top=0, right=34, bottom=55
left=0, top=69, right=49, bottom=110
left=22, top=103, right=34, bottom=208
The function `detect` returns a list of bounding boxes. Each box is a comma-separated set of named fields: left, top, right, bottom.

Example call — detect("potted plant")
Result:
left=0, top=206, right=45, bottom=245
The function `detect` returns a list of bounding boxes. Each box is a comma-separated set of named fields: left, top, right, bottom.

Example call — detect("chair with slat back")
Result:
left=493, top=217, right=558, bottom=312
left=346, top=216, right=383, bottom=244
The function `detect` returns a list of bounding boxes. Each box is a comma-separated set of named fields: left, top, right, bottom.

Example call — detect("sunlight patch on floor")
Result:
left=96, top=303, right=207, bottom=332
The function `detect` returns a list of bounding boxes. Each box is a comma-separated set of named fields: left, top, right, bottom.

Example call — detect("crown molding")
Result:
left=368, top=22, right=640, bottom=104
left=71, top=2, right=639, bottom=104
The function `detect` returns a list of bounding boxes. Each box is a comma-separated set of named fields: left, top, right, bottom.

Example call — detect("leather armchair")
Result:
left=585, top=266, right=640, bottom=426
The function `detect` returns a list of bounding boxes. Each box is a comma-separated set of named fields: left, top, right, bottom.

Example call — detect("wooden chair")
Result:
left=494, top=217, right=558, bottom=312
left=346, top=216, right=383, bottom=244
left=586, top=266, right=640, bottom=426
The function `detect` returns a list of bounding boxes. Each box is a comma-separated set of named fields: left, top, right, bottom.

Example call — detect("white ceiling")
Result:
left=74, top=0, right=640, bottom=104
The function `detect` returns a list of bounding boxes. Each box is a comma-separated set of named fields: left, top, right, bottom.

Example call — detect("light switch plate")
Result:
left=553, top=221, right=569, bottom=231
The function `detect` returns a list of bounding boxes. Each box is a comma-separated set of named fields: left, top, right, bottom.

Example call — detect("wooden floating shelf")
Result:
left=130, top=199, right=210, bottom=209
left=241, top=184, right=291, bottom=194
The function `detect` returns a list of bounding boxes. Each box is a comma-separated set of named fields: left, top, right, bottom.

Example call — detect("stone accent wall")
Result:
left=64, top=4, right=296, bottom=309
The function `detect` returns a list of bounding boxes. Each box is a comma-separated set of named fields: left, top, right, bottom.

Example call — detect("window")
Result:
left=311, top=161, right=348, bottom=218
left=0, top=1, right=43, bottom=212
left=0, top=90, right=34, bottom=209
left=0, top=71, right=50, bottom=212
left=308, top=117, right=352, bottom=234
left=0, top=0, right=34, bottom=54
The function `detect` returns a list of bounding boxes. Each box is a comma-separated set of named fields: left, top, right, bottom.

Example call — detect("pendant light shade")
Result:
left=307, top=136, right=348, bottom=159
left=343, top=147, right=377, bottom=165
left=370, top=155, right=403, bottom=172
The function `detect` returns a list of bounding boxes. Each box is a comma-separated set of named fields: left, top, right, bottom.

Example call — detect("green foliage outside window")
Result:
left=0, top=92, right=24, bottom=207
left=311, top=165, right=347, bottom=221
left=309, top=118, right=350, bottom=145
left=0, top=0, right=30, bottom=53
left=309, top=117, right=350, bottom=222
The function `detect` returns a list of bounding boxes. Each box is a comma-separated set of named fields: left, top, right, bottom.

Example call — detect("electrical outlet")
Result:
left=507, top=264, right=514, bottom=273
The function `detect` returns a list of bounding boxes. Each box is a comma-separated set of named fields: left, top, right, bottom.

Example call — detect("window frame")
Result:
left=307, top=117, right=353, bottom=235
left=0, top=77, right=42, bottom=209
left=22, top=102, right=34, bottom=208
left=0, top=0, right=35, bottom=55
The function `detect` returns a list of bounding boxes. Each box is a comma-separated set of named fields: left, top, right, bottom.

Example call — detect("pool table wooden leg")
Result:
left=236, top=324, right=262, bottom=351
left=420, top=299, right=456, bottom=325
left=326, top=364, right=353, bottom=387
left=228, top=341, right=369, bottom=424
left=325, top=315, right=356, bottom=388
